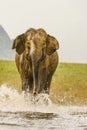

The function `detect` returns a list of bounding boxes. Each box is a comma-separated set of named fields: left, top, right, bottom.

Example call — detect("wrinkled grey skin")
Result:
left=12, top=28, right=59, bottom=95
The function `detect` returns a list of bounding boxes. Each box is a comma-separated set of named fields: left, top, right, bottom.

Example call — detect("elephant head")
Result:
left=29, top=28, right=47, bottom=63
left=12, top=28, right=59, bottom=94
left=25, top=28, right=59, bottom=63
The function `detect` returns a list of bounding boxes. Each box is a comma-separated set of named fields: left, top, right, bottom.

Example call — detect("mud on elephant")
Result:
left=12, top=28, right=59, bottom=95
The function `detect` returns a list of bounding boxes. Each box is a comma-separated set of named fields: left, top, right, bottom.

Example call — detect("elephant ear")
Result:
left=46, top=34, right=59, bottom=55
left=12, top=33, right=25, bottom=55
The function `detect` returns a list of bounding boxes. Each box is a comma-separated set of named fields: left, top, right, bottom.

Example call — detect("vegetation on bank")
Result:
left=0, top=60, right=87, bottom=105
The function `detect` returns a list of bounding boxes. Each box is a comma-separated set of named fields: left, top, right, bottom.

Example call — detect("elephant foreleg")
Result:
left=28, top=78, right=33, bottom=93
left=39, top=68, right=47, bottom=93
left=44, top=76, right=52, bottom=94
left=22, top=78, right=29, bottom=92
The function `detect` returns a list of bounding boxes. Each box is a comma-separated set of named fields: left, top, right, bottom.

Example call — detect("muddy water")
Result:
left=0, top=84, right=87, bottom=130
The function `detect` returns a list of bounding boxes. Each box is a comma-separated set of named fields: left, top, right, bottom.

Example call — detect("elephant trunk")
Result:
left=30, top=39, right=40, bottom=95
left=31, top=55, right=40, bottom=95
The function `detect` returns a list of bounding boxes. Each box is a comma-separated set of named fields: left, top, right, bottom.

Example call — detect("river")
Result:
left=0, top=84, right=87, bottom=130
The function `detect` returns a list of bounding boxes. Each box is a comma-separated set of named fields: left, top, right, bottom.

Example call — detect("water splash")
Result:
left=0, top=84, right=52, bottom=112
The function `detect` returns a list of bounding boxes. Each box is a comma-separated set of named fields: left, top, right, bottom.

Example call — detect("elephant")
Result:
left=12, top=28, right=59, bottom=95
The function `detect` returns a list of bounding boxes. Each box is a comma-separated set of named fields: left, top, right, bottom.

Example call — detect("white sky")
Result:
left=0, top=0, right=87, bottom=63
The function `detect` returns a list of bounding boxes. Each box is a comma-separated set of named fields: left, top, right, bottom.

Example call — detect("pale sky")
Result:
left=0, top=0, right=87, bottom=63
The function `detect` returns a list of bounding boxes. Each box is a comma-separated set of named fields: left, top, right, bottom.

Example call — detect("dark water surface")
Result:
left=0, top=84, right=87, bottom=130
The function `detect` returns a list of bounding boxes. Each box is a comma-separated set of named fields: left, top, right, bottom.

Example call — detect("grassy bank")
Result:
left=0, top=60, right=87, bottom=105
left=0, top=60, right=21, bottom=91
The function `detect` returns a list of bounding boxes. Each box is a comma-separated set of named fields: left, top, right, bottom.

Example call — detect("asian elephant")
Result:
left=12, top=28, right=59, bottom=95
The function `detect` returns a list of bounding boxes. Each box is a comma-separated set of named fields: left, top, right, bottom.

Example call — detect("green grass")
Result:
left=0, top=60, right=21, bottom=91
left=0, top=60, right=87, bottom=105
left=50, top=63, right=87, bottom=105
